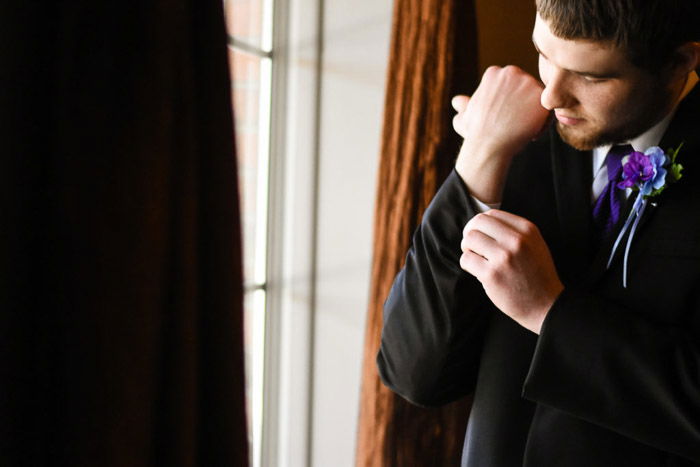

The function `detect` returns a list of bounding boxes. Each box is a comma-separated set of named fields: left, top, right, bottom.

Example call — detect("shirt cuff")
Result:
left=470, top=196, right=501, bottom=212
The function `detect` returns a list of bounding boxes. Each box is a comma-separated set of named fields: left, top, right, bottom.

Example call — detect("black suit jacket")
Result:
left=377, top=86, right=700, bottom=466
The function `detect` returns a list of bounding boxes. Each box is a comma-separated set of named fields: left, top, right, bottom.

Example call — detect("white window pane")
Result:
left=225, top=0, right=273, bottom=51
left=244, top=289, right=266, bottom=467
left=229, top=48, right=271, bottom=288
left=226, top=1, right=274, bottom=466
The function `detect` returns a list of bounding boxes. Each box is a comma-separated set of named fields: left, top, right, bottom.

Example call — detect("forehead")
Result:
left=532, top=14, right=632, bottom=73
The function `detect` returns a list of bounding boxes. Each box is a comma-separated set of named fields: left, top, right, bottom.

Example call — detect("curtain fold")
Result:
left=356, top=0, right=479, bottom=465
left=0, top=2, right=248, bottom=466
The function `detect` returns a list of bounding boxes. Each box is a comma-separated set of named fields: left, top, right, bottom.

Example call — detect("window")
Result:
left=225, top=0, right=274, bottom=465
left=226, top=0, right=321, bottom=464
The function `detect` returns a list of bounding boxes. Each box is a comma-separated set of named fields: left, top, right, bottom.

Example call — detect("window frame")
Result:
left=228, top=0, right=322, bottom=463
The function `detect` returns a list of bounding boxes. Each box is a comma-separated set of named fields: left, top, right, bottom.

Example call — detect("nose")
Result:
left=540, top=70, right=573, bottom=110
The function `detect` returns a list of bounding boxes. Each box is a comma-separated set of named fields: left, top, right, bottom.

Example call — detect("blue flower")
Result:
left=641, top=146, right=668, bottom=196
left=618, top=146, right=671, bottom=198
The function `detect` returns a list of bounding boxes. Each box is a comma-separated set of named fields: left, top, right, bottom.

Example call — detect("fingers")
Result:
left=461, top=227, right=498, bottom=258
left=533, top=111, right=555, bottom=141
left=463, top=211, right=516, bottom=243
left=460, top=248, right=488, bottom=278
left=460, top=217, right=503, bottom=277
left=451, top=95, right=470, bottom=113
left=462, top=211, right=538, bottom=259
left=452, top=95, right=470, bottom=136
left=480, top=209, right=537, bottom=236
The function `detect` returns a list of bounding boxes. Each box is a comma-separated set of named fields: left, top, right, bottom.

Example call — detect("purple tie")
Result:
left=592, top=144, right=633, bottom=240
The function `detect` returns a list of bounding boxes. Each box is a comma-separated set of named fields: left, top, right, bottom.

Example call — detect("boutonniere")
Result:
left=607, top=143, right=684, bottom=288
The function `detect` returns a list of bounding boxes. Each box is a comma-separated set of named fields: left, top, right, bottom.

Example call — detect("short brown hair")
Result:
left=536, top=0, right=699, bottom=70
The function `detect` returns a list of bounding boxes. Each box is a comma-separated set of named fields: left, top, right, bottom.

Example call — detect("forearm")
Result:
left=455, top=140, right=515, bottom=204
left=451, top=66, right=551, bottom=204
left=377, top=170, right=491, bottom=406
left=381, top=64, right=552, bottom=405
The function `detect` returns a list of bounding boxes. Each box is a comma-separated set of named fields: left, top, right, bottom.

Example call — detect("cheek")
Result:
left=591, top=87, right=635, bottom=121
left=574, top=84, right=621, bottom=121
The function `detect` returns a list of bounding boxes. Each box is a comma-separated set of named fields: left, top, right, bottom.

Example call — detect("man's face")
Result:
left=533, top=15, right=677, bottom=150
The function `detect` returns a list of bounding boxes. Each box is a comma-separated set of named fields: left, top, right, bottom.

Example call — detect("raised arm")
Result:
left=452, top=65, right=550, bottom=204
left=377, top=66, right=552, bottom=405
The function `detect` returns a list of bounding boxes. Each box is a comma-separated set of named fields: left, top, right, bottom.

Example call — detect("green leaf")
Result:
left=669, top=162, right=684, bottom=183
left=647, top=186, right=666, bottom=199
left=667, top=142, right=684, bottom=164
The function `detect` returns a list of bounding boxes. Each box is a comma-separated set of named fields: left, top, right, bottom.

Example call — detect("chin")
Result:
left=556, top=120, right=652, bottom=151
left=555, top=123, right=602, bottom=151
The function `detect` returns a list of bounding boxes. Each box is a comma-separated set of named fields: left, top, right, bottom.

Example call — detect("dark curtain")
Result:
left=356, top=0, right=479, bottom=465
left=0, top=2, right=248, bottom=466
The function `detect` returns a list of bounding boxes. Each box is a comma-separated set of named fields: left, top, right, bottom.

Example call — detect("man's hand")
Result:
left=452, top=66, right=550, bottom=204
left=459, top=209, right=563, bottom=334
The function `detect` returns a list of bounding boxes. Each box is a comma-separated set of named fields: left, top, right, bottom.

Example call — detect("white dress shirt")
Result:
left=591, top=72, right=699, bottom=202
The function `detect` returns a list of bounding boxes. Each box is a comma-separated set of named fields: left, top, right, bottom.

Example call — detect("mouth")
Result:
left=555, top=112, right=584, bottom=126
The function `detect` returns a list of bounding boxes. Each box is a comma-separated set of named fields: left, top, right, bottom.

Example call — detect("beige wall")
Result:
left=312, top=0, right=392, bottom=465
left=476, top=0, right=539, bottom=76
left=309, top=2, right=539, bottom=465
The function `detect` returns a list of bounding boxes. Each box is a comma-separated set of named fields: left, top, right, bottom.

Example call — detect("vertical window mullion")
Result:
left=226, top=0, right=277, bottom=464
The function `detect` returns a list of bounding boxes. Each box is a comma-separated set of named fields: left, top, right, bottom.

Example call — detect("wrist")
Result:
left=532, top=283, right=564, bottom=335
left=455, top=142, right=516, bottom=204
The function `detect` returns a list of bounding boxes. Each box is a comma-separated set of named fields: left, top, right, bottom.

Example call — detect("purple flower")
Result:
left=617, top=146, right=668, bottom=196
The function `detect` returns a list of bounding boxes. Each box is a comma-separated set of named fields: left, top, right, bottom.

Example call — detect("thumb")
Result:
left=451, top=95, right=470, bottom=113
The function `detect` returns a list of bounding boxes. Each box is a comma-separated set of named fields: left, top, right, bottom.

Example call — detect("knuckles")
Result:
left=461, top=228, right=481, bottom=252
left=502, top=65, right=521, bottom=76
left=483, top=64, right=529, bottom=82
left=459, top=252, right=475, bottom=274
left=493, top=248, right=513, bottom=268
left=508, top=232, right=526, bottom=253
left=481, top=265, right=501, bottom=285
left=521, top=220, right=539, bottom=236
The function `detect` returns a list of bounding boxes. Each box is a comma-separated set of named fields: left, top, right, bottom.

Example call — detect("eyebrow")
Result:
left=531, top=35, right=619, bottom=79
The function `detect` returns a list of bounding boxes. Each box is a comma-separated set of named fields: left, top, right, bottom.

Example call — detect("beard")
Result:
left=555, top=122, right=607, bottom=151
left=555, top=78, right=678, bottom=151
left=555, top=119, right=656, bottom=151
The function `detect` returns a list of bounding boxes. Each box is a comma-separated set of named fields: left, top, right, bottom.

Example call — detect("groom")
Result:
left=377, top=0, right=700, bottom=465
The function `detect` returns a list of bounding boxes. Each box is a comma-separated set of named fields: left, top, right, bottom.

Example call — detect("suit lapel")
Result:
left=549, top=130, right=594, bottom=284
left=658, top=85, right=700, bottom=171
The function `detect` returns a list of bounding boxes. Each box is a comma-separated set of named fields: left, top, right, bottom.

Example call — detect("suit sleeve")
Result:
left=523, top=287, right=700, bottom=462
left=377, top=169, right=492, bottom=407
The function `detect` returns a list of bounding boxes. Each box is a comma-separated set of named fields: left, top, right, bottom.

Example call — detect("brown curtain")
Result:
left=356, top=0, right=479, bottom=465
left=0, top=2, right=248, bottom=466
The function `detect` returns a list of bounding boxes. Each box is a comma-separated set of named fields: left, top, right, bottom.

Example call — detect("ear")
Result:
left=671, top=41, right=700, bottom=75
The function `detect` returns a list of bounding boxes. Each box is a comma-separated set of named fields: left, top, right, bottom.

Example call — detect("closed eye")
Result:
left=581, top=75, right=609, bottom=83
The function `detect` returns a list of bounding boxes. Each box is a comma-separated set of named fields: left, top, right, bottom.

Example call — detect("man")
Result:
left=377, top=0, right=700, bottom=465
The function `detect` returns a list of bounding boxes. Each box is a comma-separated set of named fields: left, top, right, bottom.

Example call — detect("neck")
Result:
left=637, top=71, right=697, bottom=141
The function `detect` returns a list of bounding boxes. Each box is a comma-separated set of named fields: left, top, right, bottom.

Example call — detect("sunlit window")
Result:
left=224, top=0, right=274, bottom=465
